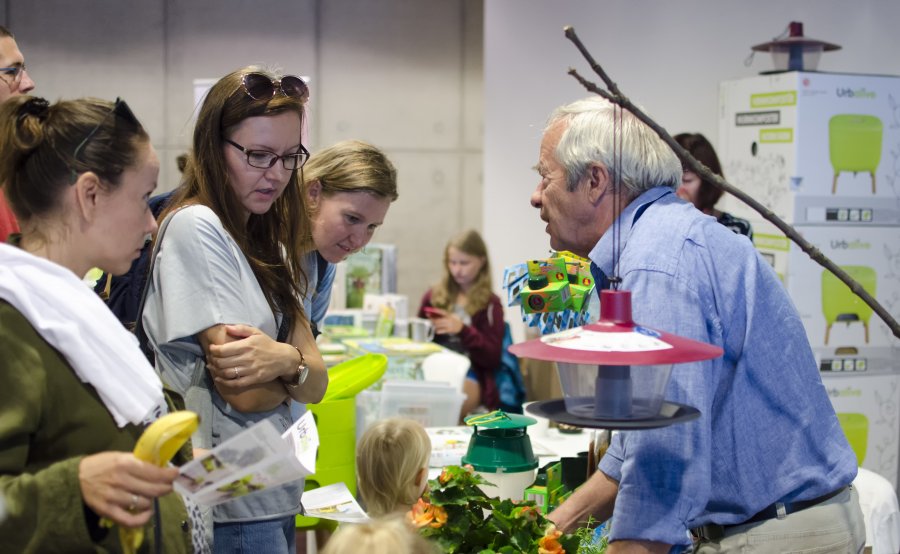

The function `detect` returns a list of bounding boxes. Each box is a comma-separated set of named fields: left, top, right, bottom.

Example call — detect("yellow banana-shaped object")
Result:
left=114, top=410, right=200, bottom=554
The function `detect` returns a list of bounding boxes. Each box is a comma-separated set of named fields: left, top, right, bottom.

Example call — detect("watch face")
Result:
left=298, top=364, right=310, bottom=385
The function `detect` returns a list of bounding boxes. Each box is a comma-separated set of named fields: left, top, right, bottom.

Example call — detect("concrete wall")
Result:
left=2, top=0, right=483, bottom=305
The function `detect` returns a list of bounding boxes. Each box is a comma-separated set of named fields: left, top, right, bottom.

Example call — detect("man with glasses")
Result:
left=0, top=25, right=35, bottom=242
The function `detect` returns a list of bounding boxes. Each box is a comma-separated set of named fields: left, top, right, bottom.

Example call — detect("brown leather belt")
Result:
left=691, top=486, right=848, bottom=541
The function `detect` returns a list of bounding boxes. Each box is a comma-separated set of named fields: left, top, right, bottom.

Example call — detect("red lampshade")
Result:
left=509, top=289, right=723, bottom=366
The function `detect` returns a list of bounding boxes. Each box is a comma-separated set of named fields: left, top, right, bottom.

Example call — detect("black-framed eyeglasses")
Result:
left=224, top=138, right=310, bottom=170
left=241, top=72, right=309, bottom=102
left=0, top=64, right=27, bottom=85
left=70, top=98, right=140, bottom=180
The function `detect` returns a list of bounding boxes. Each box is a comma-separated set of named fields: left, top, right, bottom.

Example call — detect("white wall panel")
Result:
left=484, top=0, right=900, bottom=341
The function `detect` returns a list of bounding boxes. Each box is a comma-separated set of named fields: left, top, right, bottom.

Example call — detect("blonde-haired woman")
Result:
left=418, top=229, right=504, bottom=418
left=356, top=418, right=431, bottom=518
left=300, top=140, right=398, bottom=330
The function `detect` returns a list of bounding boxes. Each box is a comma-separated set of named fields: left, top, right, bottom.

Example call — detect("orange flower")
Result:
left=538, top=524, right=565, bottom=554
left=439, top=469, right=452, bottom=485
left=429, top=504, right=448, bottom=528
left=463, top=464, right=475, bottom=473
left=408, top=498, right=435, bottom=529
left=516, top=505, right=538, bottom=522
left=408, top=498, right=448, bottom=529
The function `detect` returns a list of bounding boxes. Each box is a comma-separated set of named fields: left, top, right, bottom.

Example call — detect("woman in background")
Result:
left=0, top=96, right=193, bottom=552
left=418, top=229, right=504, bottom=418
left=141, top=67, right=326, bottom=553
left=674, top=132, right=753, bottom=239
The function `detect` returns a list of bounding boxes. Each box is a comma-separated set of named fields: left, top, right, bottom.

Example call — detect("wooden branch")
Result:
left=563, top=26, right=900, bottom=341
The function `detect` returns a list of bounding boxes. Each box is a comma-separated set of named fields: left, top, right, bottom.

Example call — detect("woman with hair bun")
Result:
left=0, top=95, right=194, bottom=552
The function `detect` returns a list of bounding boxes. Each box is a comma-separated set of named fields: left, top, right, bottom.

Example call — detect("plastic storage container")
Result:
left=377, top=380, right=465, bottom=427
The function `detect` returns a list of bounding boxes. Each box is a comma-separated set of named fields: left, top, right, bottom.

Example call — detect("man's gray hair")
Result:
left=546, top=96, right=681, bottom=196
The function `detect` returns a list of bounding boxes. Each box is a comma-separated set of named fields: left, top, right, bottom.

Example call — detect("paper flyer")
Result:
left=175, top=411, right=319, bottom=506
left=300, top=482, right=369, bottom=522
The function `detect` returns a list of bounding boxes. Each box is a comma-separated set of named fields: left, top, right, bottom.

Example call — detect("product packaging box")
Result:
left=335, top=243, right=398, bottom=309
left=718, top=72, right=900, bottom=226
left=820, top=371, right=899, bottom=491
left=752, top=223, right=900, bottom=371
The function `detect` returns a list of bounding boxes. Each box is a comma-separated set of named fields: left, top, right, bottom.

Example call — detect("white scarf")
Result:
left=0, top=243, right=165, bottom=427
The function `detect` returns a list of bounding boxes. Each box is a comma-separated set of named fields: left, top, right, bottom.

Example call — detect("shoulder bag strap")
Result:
left=134, top=206, right=189, bottom=361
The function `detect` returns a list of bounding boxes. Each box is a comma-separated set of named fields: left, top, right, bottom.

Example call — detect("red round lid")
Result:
left=509, top=290, right=723, bottom=366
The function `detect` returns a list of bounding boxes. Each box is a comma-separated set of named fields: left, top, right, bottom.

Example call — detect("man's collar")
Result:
left=588, top=186, right=674, bottom=275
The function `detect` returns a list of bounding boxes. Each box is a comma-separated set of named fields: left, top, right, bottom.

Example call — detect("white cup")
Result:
left=409, top=317, right=436, bottom=342
left=523, top=401, right=550, bottom=437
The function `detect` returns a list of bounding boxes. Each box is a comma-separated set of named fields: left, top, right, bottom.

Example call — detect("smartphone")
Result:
left=423, top=306, right=442, bottom=318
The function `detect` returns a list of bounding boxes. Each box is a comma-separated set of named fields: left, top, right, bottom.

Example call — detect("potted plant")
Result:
left=408, top=465, right=606, bottom=553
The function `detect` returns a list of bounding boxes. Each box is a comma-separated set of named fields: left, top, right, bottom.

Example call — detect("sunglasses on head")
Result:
left=71, top=97, right=140, bottom=182
left=241, top=72, right=309, bottom=102
left=73, top=98, right=140, bottom=163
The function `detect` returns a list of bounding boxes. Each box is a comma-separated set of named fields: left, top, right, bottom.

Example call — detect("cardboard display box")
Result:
left=718, top=72, right=900, bottom=226
left=750, top=222, right=900, bottom=371
left=820, top=371, right=899, bottom=491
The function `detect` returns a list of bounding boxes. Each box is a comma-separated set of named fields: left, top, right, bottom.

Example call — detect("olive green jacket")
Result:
left=0, top=301, right=193, bottom=553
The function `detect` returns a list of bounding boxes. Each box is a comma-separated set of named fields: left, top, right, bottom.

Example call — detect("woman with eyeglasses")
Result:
left=0, top=96, right=193, bottom=552
left=140, top=67, right=327, bottom=553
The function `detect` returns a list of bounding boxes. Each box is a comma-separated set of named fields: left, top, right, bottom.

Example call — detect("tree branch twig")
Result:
left=563, top=25, right=900, bottom=341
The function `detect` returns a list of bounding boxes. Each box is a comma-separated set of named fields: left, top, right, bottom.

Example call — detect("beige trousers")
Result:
left=693, top=486, right=866, bottom=554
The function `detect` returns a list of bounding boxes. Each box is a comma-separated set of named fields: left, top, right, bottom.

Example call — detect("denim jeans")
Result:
left=213, top=516, right=296, bottom=554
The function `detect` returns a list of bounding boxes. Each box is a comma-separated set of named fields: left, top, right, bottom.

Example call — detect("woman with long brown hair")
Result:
left=141, top=67, right=326, bottom=552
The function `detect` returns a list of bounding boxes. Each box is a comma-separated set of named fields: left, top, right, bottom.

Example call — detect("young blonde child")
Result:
left=321, top=514, right=437, bottom=554
left=357, top=418, right=432, bottom=517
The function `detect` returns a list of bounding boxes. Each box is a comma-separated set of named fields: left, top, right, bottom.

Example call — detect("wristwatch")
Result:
left=285, top=346, right=309, bottom=388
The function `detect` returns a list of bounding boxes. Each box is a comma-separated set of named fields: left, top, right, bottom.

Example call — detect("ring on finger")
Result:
left=233, top=366, right=241, bottom=379
left=128, top=493, right=139, bottom=513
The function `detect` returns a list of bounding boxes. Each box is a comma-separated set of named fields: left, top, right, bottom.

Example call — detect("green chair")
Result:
left=836, top=412, right=869, bottom=466
left=829, top=114, right=883, bottom=195
left=821, top=266, right=876, bottom=345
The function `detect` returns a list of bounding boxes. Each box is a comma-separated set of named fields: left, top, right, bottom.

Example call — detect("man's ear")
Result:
left=306, top=179, right=322, bottom=208
left=72, top=171, right=103, bottom=223
left=585, top=163, right=611, bottom=205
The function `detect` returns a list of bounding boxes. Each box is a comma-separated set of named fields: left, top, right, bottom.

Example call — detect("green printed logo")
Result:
left=755, top=233, right=790, bottom=252
left=827, top=386, right=862, bottom=398
left=759, top=128, right=793, bottom=143
left=750, top=90, right=797, bottom=108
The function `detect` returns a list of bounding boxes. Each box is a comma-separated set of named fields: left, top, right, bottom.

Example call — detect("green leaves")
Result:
left=413, top=465, right=591, bottom=553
